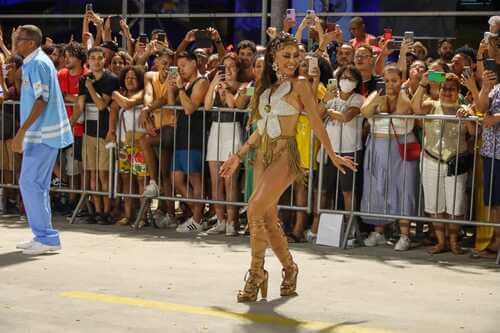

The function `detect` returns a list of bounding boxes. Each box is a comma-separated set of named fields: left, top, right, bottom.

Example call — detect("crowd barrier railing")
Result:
left=1, top=100, right=499, bottom=264
left=316, top=112, right=499, bottom=262
left=112, top=105, right=317, bottom=229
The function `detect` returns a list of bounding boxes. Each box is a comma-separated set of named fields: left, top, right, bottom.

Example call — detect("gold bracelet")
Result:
left=235, top=151, right=244, bottom=161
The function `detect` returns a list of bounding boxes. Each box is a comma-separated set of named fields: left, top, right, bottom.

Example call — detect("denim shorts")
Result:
left=173, top=150, right=202, bottom=174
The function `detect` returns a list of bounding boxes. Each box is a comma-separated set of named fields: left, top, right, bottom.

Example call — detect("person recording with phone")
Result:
left=310, top=65, right=365, bottom=243
left=176, top=28, right=226, bottom=72
left=70, top=46, right=120, bottom=225
left=168, top=51, right=209, bottom=233
left=204, top=53, right=244, bottom=236
left=476, top=31, right=500, bottom=259
left=138, top=49, right=177, bottom=228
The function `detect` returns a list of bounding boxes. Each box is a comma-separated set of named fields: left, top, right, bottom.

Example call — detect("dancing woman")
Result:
left=220, top=33, right=357, bottom=302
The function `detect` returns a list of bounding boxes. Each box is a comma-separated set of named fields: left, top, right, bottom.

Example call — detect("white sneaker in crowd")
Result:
left=225, top=223, right=238, bottom=237
left=305, top=229, right=317, bottom=243
left=22, top=241, right=61, bottom=255
left=16, top=239, right=36, bottom=250
left=364, top=232, right=386, bottom=247
left=394, top=235, right=411, bottom=251
left=206, top=220, right=226, bottom=234
left=176, top=217, right=203, bottom=233
left=143, top=181, right=159, bottom=198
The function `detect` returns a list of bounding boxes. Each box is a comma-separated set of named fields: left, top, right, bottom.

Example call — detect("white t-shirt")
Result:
left=319, top=93, right=364, bottom=161
left=118, top=105, right=146, bottom=143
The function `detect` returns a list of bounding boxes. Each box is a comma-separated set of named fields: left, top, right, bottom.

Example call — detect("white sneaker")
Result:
left=394, top=235, right=411, bottom=251
left=305, top=230, right=317, bottom=243
left=176, top=218, right=203, bottom=233
left=143, top=181, right=159, bottom=198
left=22, top=241, right=61, bottom=255
left=16, top=239, right=36, bottom=250
left=201, top=221, right=209, bottom=231
left=364, top=232, right=386, bottom=247
left=225, top=223, right=238, bottom=236
left=207, top=220, right=226, bottom=234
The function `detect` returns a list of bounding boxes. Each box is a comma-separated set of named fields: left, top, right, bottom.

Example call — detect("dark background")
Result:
left=0, top=0, right=498, bottom=56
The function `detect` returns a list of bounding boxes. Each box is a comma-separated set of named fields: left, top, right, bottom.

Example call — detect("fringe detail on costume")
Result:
left=256, top=134, right=304, bottom=184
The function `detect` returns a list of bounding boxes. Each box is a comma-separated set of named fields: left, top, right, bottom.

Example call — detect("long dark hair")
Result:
left=250, top=32, right=298, bottom=125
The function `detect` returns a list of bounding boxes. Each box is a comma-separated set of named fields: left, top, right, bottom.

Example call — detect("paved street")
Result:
left=1, top=215, right=499, bottom=333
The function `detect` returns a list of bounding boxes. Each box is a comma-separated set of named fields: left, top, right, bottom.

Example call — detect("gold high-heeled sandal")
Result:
left=237, top=269, right=268, bottom=303
left=280, top=263, right=298, bottom=297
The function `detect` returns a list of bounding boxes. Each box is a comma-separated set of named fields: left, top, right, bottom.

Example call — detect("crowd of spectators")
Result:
left=0, top=9, right=499, bottom=259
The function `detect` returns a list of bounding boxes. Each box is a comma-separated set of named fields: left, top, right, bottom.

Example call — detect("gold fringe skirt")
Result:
left=256, top=133, right=305, bottom=184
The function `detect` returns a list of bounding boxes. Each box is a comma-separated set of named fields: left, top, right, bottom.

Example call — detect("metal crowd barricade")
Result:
left=0, top=100, right=115, bottom=223
left=317, top=112, right=500, bottom=259
left=113, top=105, right=318, bottom=230
left=2, top=98, right=499, bottom=264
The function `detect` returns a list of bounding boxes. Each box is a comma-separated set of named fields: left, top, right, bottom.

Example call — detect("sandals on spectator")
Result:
left=428, top=243, right=448, bottom=255
left=117, top=217, right=130, bottom=226
left=287, top=233, right=306, bottom=243
left=470, top=250, right=498, bottom=259
left=449, top=241, right=465, bottom=255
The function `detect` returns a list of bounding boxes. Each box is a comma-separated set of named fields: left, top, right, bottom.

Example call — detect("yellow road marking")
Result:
left=61, top=291, right=396, bottom=333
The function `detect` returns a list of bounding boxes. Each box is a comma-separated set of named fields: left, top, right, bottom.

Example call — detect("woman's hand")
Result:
left=282, top=17, right=296, bottom=32
left=220, top=154, right=240, bottom=178
left=456, top=106, right=473, bottom=118
left=329, top=153, right=358, bottom=174
left=266, top=27, right=278, bottom=40
left=461, top=70, right=477, bottom=92
left=184, top=29, right=197, bottom=43
left=483, top=114, right=500, bottom=128
left=379, top=37, right=393, bottom=57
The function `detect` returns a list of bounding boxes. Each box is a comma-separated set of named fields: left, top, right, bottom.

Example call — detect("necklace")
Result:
left=264, top=80, right=286, bottom=113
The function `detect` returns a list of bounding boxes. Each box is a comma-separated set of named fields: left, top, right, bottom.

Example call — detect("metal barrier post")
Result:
left=261, top=0, right=269, bottom=45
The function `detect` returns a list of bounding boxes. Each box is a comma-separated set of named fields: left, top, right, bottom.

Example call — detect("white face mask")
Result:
left=339, top=79, right=357, bottom=93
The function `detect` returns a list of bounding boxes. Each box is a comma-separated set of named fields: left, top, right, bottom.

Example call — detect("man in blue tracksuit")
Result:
left=11, top=25, right=73, bottom=255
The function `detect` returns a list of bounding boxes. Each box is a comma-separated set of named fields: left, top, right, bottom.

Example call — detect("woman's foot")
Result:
left=428, top=243, right=448, bottom=255
left=280, top=263, right=299, bottom=297
left=364, top=232, right=386, bottom=247
left=286, top=233, right=305, bottom=243
left=117, top=217, right=130, bottom=226
left=237, top=269, right=268, bottom=303
left=449, top=240, right=465, bottom=255
left=470, top=250, right=498, bottom=259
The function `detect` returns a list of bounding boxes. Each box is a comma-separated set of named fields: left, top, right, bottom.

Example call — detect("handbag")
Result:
left=390, top=120, right=421, bottom=161
left=446, top=153, right=472, bottom=176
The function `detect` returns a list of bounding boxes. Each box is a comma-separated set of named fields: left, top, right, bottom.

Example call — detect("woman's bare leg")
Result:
left=292, top=181, right=307, bottom=240
left=247, top=152, right=296, bottom=272
left=209, top=161, right=226, bottom=222
left=225, top=165, right=240, bottom=225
